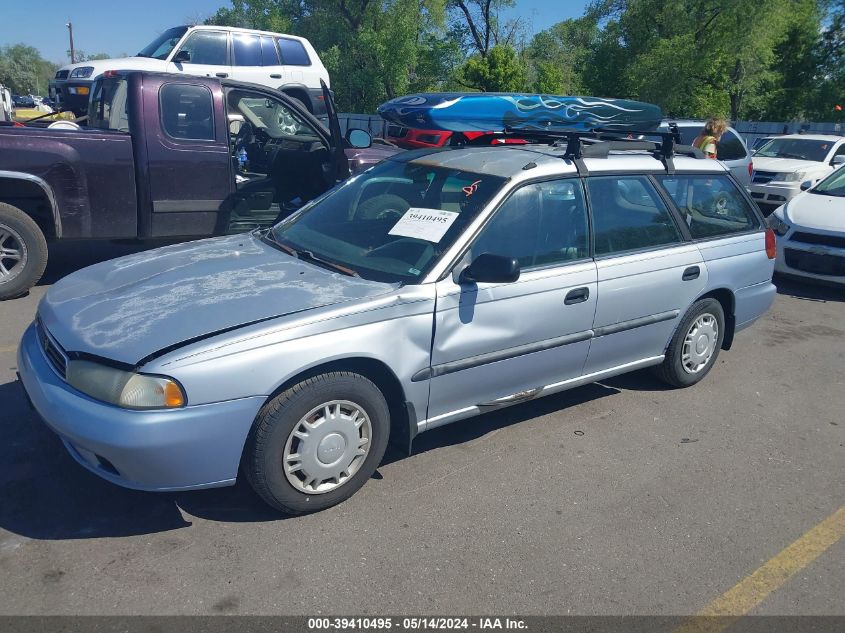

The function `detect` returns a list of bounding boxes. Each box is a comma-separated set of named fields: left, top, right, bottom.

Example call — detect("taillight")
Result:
left=765, top=228, right=776, bottom=259
left=748, top=160, right=753, bottom=178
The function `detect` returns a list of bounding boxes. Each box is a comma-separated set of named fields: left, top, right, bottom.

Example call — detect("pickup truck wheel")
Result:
left=654, top=298, right=725, bottom=388
left=0, top=202, right=48, bottom=300
left=244, top=372, right=390, bottom=514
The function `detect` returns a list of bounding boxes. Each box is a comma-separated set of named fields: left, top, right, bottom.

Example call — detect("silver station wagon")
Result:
left=18, top=131, right=777, bottom=514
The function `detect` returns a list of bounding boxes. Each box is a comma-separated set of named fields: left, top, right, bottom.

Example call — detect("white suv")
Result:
left=748, top=134, right=845, bottom=215
left=50, top=25, right=330, bottom=116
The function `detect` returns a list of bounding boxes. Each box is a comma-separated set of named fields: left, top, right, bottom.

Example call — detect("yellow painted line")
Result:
left=674, top=505, right=845, bottom=633
left=0, top=345, right=17, bottom=354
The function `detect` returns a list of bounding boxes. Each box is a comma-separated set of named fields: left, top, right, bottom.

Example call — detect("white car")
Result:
left=0, top=84, right=12, bottom=122
left=748, top=134, right=845, bottom=215
left=769, top=167, right=845, bottom=285
left=50, top=25, right=330, bottom=116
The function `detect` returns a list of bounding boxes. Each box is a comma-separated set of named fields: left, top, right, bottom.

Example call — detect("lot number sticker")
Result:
left=388, top=208, right=459, bottom=243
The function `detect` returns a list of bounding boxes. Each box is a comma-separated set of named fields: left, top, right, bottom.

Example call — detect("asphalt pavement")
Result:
left=0, top=240, right=842, bottom=616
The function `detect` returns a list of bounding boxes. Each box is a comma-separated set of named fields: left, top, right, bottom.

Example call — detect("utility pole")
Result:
left=66, top=21, right=75, bottom=64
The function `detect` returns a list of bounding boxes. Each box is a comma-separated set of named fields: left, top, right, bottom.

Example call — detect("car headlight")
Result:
left=774, top=171, right=805, bottom=182
left=66, top=360, right=186, bottom=409
left=70, top=66, right=94, bottom=78
left=766, top=214, right=791, bottom=236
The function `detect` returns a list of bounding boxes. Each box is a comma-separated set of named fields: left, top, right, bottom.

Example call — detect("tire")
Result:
left=356, top=194, right=410, bottom=221
left=244, top=372, right=391, bottom=514
left=654, top=298, right=725, bottom=388
left=0, top=202, right=49, bottom=300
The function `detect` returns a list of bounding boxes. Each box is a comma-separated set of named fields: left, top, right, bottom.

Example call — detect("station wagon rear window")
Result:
left=657, top=174, right=760, bottom=238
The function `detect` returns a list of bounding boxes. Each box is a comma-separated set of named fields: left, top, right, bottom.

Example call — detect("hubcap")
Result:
left=0, top=224, right=27, bottom=283
left=283, top=400, right=372, bottom=495
left=682, top=313, right=719, bottom=374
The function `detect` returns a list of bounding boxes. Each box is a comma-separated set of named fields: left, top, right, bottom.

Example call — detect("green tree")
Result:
left=526, top=16, right=598, bottom=94
left=460, top=44, right=526, bottom=91
left=70, top=51, right=113, bottom=62
left=0, top=44, right=57, bottom=95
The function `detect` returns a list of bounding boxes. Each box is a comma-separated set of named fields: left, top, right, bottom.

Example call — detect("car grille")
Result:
left=752, top=171, right=777, bottom=184
left=36, top=320, right=68, bottom=379
left=784, top=248, right=845, bottom=277
left=386, top=125, right=408, bottom=138
left=55, top=70, right=69, bottom=80
left=790, top=231, right=845, bottom=249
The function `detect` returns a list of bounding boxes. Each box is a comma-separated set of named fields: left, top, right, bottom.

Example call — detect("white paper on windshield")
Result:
left=388, top=208, right=459, bottom=243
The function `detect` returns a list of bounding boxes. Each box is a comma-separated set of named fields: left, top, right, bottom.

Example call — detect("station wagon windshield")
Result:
left=270, top=160, right=506, bottom=283
left=137, top=26, right=188, bottom=59
left=754, top=138, right=833, bottom=162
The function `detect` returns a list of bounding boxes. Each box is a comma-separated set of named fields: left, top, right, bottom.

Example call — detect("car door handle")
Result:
left=682, top=266, right=701, bottom=281
left=215, top=72, right=229, bottom=78
left=269, top=73, right=282, bottom=79
left=564, top=287, right=590, bottom=305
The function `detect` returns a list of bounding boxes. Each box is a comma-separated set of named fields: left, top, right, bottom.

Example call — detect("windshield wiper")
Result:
left=259, top=229, right=359, bottom=276
left=296, top=249, right=360, bottom=277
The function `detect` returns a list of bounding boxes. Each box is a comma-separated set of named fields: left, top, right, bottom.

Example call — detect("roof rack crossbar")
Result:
left=460, top=125, right=707, bottom=174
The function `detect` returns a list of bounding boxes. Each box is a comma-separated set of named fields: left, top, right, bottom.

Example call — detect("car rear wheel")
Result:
left=0, top=202, right=48, bottom=300
left=244, top=372, right=390, bottom=514
left=654, top=298, right=725, bottom=388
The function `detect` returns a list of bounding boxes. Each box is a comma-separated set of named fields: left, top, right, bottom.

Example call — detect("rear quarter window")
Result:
left=277, top=38, right=311, bottom=66
left=657, top=174, right=760, bottom=239
left=716, top=130, right=747, bottom=161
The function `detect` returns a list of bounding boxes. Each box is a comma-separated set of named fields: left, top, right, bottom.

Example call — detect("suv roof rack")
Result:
left=461, top=123, right=705, bottom=175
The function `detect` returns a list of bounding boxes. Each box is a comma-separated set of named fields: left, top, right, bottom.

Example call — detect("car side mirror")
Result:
left=832, top=155, right=845, bottom=167
left=800, top=180, right=814, bottom=191
left=173, top=50, right=190, bottom=64
left=346, top=128, right=371, bottom=149
left=458, top=253, right=520, bottom=284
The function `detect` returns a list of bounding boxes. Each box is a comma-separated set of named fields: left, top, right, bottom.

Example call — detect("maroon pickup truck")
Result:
left=0, top=71, right=398, bottom=299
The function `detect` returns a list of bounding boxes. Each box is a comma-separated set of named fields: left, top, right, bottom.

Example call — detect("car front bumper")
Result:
left=747, top=182, right=801, bottom=215
left=774, top=234, right=845, bottom=285
left=17, top=323, right=265, bottom=492
left=51, top=79, right=92, bottom=114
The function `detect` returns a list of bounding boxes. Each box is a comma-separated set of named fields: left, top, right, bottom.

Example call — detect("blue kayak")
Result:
left=377, top=93, right=663, bottom=133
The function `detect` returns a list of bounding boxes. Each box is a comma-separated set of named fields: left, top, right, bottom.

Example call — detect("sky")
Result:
left=0, top=0, right=591, bottom=65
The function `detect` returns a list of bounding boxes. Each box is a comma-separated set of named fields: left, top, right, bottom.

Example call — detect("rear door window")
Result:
left=160, top=83, right=215, bottom=141
left=233, top=33, right=262, bottom=67
left=656, top=174, right=760, bottom=239
left=587, top=176, right=682, bottom=256
left=277, top=38, right=311, bottom=66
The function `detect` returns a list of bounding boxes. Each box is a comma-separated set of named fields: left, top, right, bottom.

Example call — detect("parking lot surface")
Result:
left=0, top=241, right=843, bottom=616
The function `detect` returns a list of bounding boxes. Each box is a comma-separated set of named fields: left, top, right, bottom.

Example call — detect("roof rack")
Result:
left=461, top=123, right=705, bottom=175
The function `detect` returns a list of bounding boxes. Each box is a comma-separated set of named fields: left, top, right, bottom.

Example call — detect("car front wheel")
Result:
left=244, top=372, right=390, bottom=514
left=654, top=298, right=725, bottom=388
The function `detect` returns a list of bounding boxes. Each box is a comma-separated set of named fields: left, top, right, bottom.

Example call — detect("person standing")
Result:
left=693, top=118, right=728, bottom=159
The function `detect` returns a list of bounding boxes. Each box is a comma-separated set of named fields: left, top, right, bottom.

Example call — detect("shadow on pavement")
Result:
left=0, top=375, right=636, bottom=537
left=37, top=239, right=187, bottom=286
left=774, top=274, right=845, bottom=303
